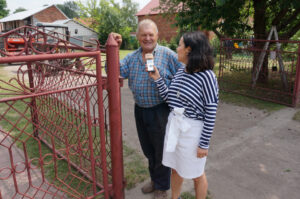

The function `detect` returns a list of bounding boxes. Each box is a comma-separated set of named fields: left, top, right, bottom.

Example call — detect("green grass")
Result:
left=123, top=144, right=148, bottom=189
left=218, top=69, right=293, bottom=107
left=86, top=49, right=133, bottom=71
left=0, top=65, right=22, bottom=96
left=293, top=111, right=300, bottom=122
left=218, top=53, right=297, bottom=106
left=120, top=50, right=134, bottom=60
left=219, top=91, right=285, bottom=113
left=181, top=190, right=212, bottom=199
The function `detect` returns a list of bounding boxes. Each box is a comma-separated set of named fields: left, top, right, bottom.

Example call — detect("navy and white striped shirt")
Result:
left=154, top=67, right=219, bottom=149
left=120, top=44, right=183, bottom=107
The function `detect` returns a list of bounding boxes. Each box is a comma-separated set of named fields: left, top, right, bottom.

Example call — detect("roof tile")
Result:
left=136, top=0, right=160, bottom=16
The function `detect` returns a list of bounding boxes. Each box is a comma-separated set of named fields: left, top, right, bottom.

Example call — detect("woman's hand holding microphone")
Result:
left=145, top=53, right=160, bottom=80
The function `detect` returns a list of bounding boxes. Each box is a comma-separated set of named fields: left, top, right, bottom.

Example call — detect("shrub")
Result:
left=158, top=39, right=168, bottom=47
left=210, top=36, right=220, bottom=57
left=168, top=37, right=178, bottom=51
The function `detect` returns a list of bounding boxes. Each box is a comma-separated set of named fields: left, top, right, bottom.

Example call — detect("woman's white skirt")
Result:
left=162, top=112, right=206, bottom=179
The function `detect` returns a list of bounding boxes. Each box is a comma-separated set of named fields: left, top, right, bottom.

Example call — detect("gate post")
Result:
left=293, top=44, right=300, bottom=106
left=106, top=34, right=124, bottom=199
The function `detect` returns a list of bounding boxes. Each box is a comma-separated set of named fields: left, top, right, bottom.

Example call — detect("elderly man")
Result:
left=112, top=19, right=182, bottom=199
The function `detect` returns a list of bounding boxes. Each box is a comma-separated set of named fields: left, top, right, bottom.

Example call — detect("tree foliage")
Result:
left=76, top=0, right=98, bottom=18
left=97, top=0, right=123, bottom=45
left=120, top=0, right=138, bottom=28
left=97, top=0, right=138, bottom=47
left=0, top=0, right=9, bottom=18
left=159, top=0, right=300, bottom=84
left=77, top=0, right=138, bottom=48
left=76, top=0, right=101, bottom=30
left=13, top=7, right=26, bottom=14
left=56, top=1, right=81, bottom=19
left=159, top=0, right=300, bottom=40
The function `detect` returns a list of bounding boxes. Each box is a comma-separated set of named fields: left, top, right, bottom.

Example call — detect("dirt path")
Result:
left=121, top=80, right=300, bottom=199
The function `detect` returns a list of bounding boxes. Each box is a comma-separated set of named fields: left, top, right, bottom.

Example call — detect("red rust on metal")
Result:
left=106, top=33, right=124, bottom=199
left=293, top=44, right=300, bottom=106
left=0, top=26, right=124, bottom=198
left=0, top=51, right=100, bottom=64
left=105, top=33, right=118, bottom=47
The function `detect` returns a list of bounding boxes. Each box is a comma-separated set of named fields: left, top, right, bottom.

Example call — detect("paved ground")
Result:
left=121, top=80, right=300, bottom=199
left=0, top=132, right=64, bottom=199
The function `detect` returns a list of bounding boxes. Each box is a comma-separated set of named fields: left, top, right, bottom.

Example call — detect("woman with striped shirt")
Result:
left=148, top=31, right=219, bottom=199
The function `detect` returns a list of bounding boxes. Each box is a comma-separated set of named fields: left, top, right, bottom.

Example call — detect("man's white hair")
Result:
left=136, top=19, right=158, bottom=35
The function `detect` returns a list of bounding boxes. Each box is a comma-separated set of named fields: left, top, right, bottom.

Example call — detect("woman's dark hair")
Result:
left=182, top=31, right=214, bottom=74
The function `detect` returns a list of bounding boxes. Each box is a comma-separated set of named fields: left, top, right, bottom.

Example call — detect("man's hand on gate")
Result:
left=111, top=32, right=122, bottom=48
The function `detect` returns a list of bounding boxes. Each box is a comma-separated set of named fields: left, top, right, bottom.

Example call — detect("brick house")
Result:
left=136, top=0, right=213, bottom=42
left=136, top=0, right=177, bottom=42
left=0, top=5, right=68, bottom=32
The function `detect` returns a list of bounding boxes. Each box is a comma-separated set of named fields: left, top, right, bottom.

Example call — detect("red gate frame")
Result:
left=0, top=27, right=124, bottom=198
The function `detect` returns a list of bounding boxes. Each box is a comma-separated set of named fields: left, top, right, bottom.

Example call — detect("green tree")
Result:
left=13, top=7, right=26, bottom=14
left=56, top=1, right=81, bottom=19
left=119, top=0, right=138, bottom=49
left=160, top=0, right=300, bottom=39
left=77, top=0, right=138, bottom=49
left=159, top=0, right=300, bottom=82
left=76, top=0, right=100, bottom=30
left=96, top=0, right=124, bottom=45
left=120, top=0, right=138, bottom=29
left=0, top=0, right=9, bottom=18
left=97, top=0, right=137, bottom=47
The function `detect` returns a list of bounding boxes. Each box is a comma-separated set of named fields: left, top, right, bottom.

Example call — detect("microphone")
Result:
left=145, top=53, right=154, bottom=72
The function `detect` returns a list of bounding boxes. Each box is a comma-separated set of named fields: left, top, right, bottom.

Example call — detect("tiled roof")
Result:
left=74, top=18, right=94, bottom=27
left=136, top=0, right=160, bottom=16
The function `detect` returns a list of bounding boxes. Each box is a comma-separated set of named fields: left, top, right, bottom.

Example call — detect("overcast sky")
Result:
left=6, top=0, right=150, bottom=14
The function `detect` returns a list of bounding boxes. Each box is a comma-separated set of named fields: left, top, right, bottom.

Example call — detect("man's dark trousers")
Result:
left=134, top=103, right=171, bottom=191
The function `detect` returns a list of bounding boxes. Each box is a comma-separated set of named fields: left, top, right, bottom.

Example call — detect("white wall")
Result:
left=66, top=20, right=98, bottom=47
left=66, top=20, right=97, bottom=38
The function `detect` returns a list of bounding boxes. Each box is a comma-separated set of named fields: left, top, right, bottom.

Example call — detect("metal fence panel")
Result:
left=219, top=38, right=300, bottom=107
left=0, top=27, right=124, bottom=199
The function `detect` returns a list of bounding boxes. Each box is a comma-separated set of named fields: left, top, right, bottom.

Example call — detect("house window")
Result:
left=75, top=29, right=78, bottom=34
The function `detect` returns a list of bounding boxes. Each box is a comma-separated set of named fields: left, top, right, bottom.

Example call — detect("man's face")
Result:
left=137, top=24, right=158, bottom=53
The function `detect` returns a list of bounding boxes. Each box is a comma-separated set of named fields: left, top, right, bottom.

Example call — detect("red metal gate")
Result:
left=219, top=38, right=300, bottom=107
left=0, top=27, right=124, bottom=198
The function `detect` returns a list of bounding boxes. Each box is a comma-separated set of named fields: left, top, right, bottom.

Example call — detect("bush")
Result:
left=210, top=36, right=220, bottom=57
left=158, top=39, right=168, bottom=47
left=123, top=36, right=139, bottom=50
left=158, top=37, right=179, bottom=51
left=168, top=37, right=178, bottom=51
